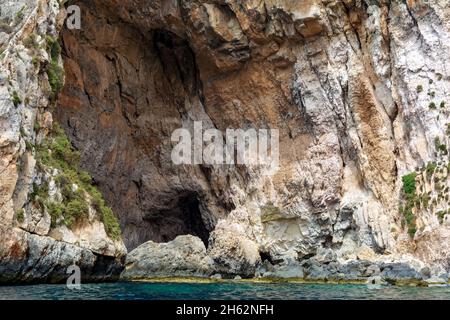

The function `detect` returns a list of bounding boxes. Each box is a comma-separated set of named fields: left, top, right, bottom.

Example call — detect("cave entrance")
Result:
left=143, top=193, right=211, bottom=248
left=178, top=195, right=210, bottom=246
left=55, top=1, right=220, bottom=250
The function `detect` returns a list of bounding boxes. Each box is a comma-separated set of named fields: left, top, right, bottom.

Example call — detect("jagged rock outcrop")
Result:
left=3, top=0, right=450, bottom=282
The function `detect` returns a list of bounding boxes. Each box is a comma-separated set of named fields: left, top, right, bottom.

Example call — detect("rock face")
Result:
left=3, top=0, right=450, bottom=282
left=122, top=235, right=213, bottom=279
left=0, top=0, right=126, bottom=283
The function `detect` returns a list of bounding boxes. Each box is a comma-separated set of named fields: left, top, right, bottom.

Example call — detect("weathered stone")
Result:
left=208, top=220, right=261, bottom=277
left=3, top=0, right=450, bottom=283
left=380, top=263, right=424, bottom=283
left=0, top=0, right=126, bottom=283
left=121, top=235, right=214, bottom=279
left=263, top=262, right=304, bottom=279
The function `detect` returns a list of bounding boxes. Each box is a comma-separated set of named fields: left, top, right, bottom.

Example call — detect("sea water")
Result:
left=0, top=282, right=449, bottom=300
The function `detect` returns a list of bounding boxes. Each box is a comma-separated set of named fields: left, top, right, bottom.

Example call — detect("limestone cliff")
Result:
left=2, top=0, right=450, bottom=283
left=0, top=0, right=125, bottom=283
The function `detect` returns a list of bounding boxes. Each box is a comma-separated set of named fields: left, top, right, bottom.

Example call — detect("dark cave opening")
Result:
left=179, top=195, right=211, bottom=247
left=143, top=193, right=211, bottom=248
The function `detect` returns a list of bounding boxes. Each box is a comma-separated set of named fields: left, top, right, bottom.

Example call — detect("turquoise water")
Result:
left=0, top=282, right=450, bottom=300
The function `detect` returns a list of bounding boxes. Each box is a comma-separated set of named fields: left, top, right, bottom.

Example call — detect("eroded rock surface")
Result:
left=3, top=0, right=450, bottom=282
left=0, top=0, right=126, bottom=283
left=122, top=235, right=213, bottom=279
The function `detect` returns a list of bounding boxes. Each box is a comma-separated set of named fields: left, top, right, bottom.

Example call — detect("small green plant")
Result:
left=437, top=74, right=443, bottom=81
left=416, top=85, right=423, bottom=93
left=23, top=34, right=38, bottom=49
left=15, top=208, right=24, bottom=222
left=32, top=56, right=40, bottom=69
left=429, top=79, right=434, bottom=84
left=426, top=162, right=437, bottom=178
left=65, top=199, right=89, bottom=221
left=15, top=5, right=26, bottom=22
left=0, top=21, right=12, bottom=33
left=101, top=206, right=122, bottom=240
left=30, top=181, right=49, bottom=210
left=429, top=102, right=437, bottom=109
left=20, top=127, right=27, bottom=138
left=402, top=173, right=417, bottom=196
left=79, top=171, right=92, bottom=185
left=441, top=101, right=446, bottom=109
left=260, top=202, right=282, bottom=222
left=12, top=90, right=21, bottom=107
left=437, top=210, right=446, bottom=224
left=46, top=201, right=64, bottom=228
left=407, top=223, right=416, bottom=238
left=46, top=61, right=64, bottom=98
left=25, top=140, right=34, bottom=151
left=34, top=121, right=41, bottom=132
left=434, top=137, right=448, bottom=155
left=45, top=37, right=64, bottom=99
left=46, top=37, right=61, bottom=62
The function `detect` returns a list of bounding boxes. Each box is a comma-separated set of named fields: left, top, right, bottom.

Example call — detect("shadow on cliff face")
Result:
left=153, top=29, right=203, bottom=100
left=54, top=2, right=224, bottom=251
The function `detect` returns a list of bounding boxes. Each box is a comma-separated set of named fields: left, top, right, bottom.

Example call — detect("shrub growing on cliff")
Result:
left=400, top=171, right=418, bottom=239
left=46, top=61, right=64, bottom=98
left=30, top=181, right=49, bottom=210
left=416, top=85, right=423, bottom=93
left=35, top=122, right=122, bottom=239
left=437, top=210, right=446, bottom=224
left=32, top=56, right=40, bottom=69
left=434, top=137, right=448, bottom=155
left=101, top=206, right=121, bottom=240
left=12, top=90, right=21, bottom=107
left=46, top=36, right=61, bottom=61
left=88, top=187, right=121, bottom=240
left=46, top=201, right=64, bottom=228
left=402, top=173, right=417, bottom=196
left=16, top=209, right=24, bottom=223
left=45, top=37, right=64, bottom=99
left=65, top=200, right=89, bottom=222
left=15, top=5, right=26, bottom=22
left=429, top=102, right=437, bottom=110
left=426, top=162, right=437, bottom=178
left=0, top=21, right=12, bottom=34
left=23, top=34, right=38, bottom=49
